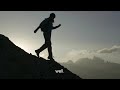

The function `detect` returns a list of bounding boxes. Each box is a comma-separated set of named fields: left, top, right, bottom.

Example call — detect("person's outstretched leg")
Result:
left=35, top=43, right=47, bottom=58
left=35, top=32, right=48, bottom=58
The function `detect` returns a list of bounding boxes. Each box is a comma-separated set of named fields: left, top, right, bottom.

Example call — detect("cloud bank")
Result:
left=63, top=45, right=120, bottom=63
left=97, top=45, right=120, bottom=53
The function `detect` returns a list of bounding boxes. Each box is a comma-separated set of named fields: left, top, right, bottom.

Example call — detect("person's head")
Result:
left=49, top=13, right=56, bottom=19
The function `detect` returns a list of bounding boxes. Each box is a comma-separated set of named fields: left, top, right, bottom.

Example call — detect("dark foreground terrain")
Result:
left=0, top=34, right=80, bottom=79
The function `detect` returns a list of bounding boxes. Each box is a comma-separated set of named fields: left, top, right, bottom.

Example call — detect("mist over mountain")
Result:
left=0, top=34, right=80, bottom=79
left=61, top=56, right=120, bottom=79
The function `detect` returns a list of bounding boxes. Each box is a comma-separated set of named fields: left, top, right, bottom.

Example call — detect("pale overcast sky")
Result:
left=0, top=11, right=120, bottom=62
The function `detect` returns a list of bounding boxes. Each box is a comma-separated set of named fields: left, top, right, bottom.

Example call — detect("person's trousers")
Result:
left=37, top=32, right=53, bottom=58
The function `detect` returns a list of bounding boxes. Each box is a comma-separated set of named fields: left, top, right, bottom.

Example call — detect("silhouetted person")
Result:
left=34, top=13, right=61, bottom=61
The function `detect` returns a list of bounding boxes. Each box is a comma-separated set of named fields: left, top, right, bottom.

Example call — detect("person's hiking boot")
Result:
left=48, top=56, right=54, bottom=61
left=35, top=50, right=40, bottom=58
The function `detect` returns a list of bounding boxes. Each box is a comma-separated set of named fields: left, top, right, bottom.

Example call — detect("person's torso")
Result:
left=40, top=18, right=54, bottom=32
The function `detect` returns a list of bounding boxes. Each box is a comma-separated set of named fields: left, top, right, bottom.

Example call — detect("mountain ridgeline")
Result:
left=61, top=57, right=120, bottom=79
left=0, top=34, right=80, bottom=79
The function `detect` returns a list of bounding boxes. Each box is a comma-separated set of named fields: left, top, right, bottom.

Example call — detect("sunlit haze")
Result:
left=0, top=11, right=120, bottom=63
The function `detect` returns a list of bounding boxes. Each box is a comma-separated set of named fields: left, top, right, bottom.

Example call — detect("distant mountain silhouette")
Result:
left=0, top=34, right=80, bottom=79
left=61, top=57, right=120, bottom=79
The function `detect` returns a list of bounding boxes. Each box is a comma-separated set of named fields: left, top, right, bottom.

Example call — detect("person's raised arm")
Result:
left=34, top=25, right=40, bottom=33
left=52, top=24, right=61, bottom=30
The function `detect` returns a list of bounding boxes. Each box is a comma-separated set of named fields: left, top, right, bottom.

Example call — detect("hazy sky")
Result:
left=0, top=11, right=120, bottom=62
